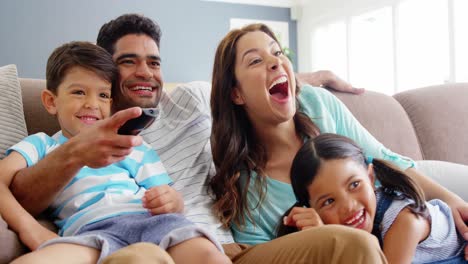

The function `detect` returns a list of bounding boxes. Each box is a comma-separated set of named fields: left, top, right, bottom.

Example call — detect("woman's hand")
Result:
left=448, top=199, right=468, bottom=260
left=283, top=206, right=324, bottom=231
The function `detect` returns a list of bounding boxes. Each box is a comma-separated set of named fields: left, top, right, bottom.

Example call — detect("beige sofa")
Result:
left=1, top=78, right=468, bottom=263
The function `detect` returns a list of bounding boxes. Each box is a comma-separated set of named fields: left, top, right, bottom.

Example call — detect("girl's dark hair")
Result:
left=277, top=133, right=428, bottom=237
left=46, top=41, right=118, bottom=95
left=210, top=23, right=320, bottom=228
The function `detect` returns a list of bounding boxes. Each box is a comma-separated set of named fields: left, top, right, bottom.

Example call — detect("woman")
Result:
left=210, top=23, right=468, bottom=263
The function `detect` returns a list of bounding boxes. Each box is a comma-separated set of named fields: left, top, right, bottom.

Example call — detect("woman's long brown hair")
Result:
left=210, top=23, right=319, bottom=228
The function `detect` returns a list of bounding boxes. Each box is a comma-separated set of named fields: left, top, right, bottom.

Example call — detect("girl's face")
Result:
left=307, top=158, right=376, bottom=233
left=232, top=31, right=296, bottom=127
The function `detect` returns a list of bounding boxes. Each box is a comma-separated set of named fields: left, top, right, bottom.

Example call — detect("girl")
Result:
left=279, top=133, right=465, bottom=263
left=209, top=22, right=468, bottom=263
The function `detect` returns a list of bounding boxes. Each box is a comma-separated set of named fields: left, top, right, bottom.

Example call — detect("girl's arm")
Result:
left=0, top=151, right=57, bottom=250
left=283, top=207, right=324, bottom=231
left=382, top=207, right=430, bottom=264
left=405, top=168, right=468, bottom=247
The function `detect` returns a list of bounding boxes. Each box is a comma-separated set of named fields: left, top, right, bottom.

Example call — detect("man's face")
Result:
left=112, top=34, right=163, bottom=111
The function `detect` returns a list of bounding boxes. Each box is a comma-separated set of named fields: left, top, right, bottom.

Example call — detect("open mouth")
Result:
left=269, top=76, right=289, bottom=101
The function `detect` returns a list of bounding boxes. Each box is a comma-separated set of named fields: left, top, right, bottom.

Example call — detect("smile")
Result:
left=129, top=86, right=153, bottom=92
left=344, top=209, right=366, bottom=228
left=77, top=115, right=99, bottom=125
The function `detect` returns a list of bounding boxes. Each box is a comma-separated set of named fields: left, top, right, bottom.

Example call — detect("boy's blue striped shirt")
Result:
left=7, top=131, right=172, bottom=236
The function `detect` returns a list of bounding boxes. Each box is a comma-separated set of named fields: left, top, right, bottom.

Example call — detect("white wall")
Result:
left=297, top=0, right=398, bottom=72
left=0, top=0, right=295, bottom=81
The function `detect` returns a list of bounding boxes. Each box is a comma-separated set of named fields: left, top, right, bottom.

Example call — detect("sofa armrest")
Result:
left=0, top=215, right=27, bottom=263
left=416, top=160, right=468, bottom=201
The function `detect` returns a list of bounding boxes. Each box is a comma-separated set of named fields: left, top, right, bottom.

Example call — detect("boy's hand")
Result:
left=69, top=107, right=143, bottom=168
left=142, top=185, right=184, bottom=215
left=283, top=207, right=324, bottom=231
left=19, top=223, right=58, bottom=251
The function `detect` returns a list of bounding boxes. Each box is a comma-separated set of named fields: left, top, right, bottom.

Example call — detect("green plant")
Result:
left=282, top=46, right=295, bottom=64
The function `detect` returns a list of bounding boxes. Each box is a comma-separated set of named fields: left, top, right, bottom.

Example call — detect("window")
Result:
left=307, top=0, right=462, bottom=94
left=454, top=0, right=468, bottom=82
left=349, top=7, right=394, bottom=94
left=396, top=0, right=449, bottom=91
left=310, top=21, right=348, bottom=81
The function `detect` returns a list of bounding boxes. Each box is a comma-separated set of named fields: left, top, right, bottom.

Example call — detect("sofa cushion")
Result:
left=395, top=84, right=468, bottom=165
left=20, top=78, right=60, bottom=136
left=0, top=65, right=28, bottom=159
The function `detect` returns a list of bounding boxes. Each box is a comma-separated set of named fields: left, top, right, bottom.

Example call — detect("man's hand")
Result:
left=296, top=70, right=364, bottom=94
left=283, top=207, right=324, bottom=231
left=11, top=107, right=144, bottom=215
left=449, top=199, right=468, bottom=260
left=69, top=107, right=144, bottom=168
left=142, top=185, right=184, bottom=215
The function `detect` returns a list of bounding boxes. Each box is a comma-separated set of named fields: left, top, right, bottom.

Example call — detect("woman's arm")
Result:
left=296, top=70, right=364, bottom=94
left=382, top=207, right=430, bottom=264
left=0, top=152, right=57, bottom=250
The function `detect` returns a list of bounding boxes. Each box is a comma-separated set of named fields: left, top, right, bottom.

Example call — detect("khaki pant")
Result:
left=102, top=225, right=387, bottom=264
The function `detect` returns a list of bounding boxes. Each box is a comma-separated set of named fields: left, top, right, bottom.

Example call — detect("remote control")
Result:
left=117, top=108, right=158, bottom=135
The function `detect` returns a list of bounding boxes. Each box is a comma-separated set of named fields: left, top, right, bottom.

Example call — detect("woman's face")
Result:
left=233, top=31, right=296, bottom=127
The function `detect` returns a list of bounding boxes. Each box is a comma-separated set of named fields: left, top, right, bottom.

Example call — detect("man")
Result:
left=8, top=14, right=394, bottom=263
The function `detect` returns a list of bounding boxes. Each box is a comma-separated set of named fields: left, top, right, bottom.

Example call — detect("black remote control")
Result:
left=117, top=108, right=158, bottom=135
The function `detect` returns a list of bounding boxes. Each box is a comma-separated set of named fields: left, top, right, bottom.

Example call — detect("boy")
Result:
left=0, top=41, right=229, bottom=264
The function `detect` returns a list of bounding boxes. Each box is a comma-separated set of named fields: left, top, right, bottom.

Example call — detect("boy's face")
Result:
left=306, top=158, right=376, bottom=233
left=42, top=66, right=112, bottom=138
left=112, top=34, right=163, bottom=111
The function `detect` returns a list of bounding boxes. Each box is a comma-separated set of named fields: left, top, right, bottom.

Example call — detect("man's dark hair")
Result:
left=97, top=13, right=162, bottom=54
left=46, top=41, right=118, bottom=95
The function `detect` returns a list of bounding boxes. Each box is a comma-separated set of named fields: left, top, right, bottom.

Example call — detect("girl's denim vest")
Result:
left=372, top=190, right=466, bottom=264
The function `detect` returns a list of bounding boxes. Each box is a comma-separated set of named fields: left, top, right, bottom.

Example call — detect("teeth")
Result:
left=80, top=116, right=98, bottom=120
left=345, top=209, right=364, bottom=225
left=269, top=76, right=288, bottom=89
left=130, top=86, right=153, bottom=91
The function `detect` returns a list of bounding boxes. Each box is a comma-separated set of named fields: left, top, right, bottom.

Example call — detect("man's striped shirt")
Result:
left=141, top=81, right=234, bottom=243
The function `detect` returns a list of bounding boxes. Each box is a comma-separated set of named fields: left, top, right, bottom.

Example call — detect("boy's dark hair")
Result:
left=97, top=13, right=162, bottom=54
left=46, top=41, right=118, bottom=95
left=277, top=133, right=428, bottom=237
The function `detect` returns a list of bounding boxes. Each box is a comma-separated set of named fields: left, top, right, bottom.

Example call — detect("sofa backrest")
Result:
left=20, top=78, right=60, bottom=136
left=394, top=83, right=468, bottom=165
left=19, top=78, right=468, bottom=165
left=332, top=90, right=423, bottom=161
